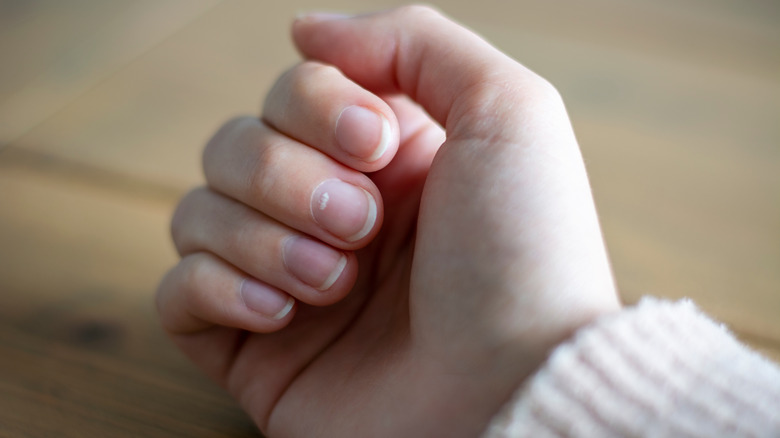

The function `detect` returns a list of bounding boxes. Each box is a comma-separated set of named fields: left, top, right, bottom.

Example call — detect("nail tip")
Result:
left=345, top=189, right=377, bottom=242
left=366, top=115, right=391, bottom=162
left=317, top=254, right=347, bottom=291
left=296, top=11, right=350, bottom=23
left=271, top=297, right=295, bottom=320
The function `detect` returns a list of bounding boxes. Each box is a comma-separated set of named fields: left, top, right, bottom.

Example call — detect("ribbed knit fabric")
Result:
left=483, top=298, right=780, bottom=437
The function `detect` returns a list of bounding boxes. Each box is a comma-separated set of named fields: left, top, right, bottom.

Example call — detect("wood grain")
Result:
left=0, top=156, right=258, bottom=437
left=0, top=0, right=221, bottom=146
left=1, top=0, right=778, bottom=435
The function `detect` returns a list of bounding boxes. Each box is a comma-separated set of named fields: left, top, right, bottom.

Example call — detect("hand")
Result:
left=156, top=6, right=620, bottom=437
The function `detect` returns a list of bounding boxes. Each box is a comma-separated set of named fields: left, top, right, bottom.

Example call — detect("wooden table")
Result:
left=1, top=1, right=778, bottom=436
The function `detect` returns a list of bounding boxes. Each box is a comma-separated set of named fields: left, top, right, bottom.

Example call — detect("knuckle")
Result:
left=284, top=61, right=342, bottom=96
left=462, top=70, right=562, bottom=118
left=170, top=187, right=208, bottom=254
left=449, top=69, right=567, bottom=144
left=203, top=116, right=262, bottom=191
left=248, top=138, right=287, bottom=206
left=396, top=4, right=443, bottom=22
left=155, top=267, right=176, bottom=315
left=155, top=252, right=212, bottom=326
left=222, top=213, right=254, bottom=263
left=178, top=253, right=214, bottom=301
left=203, top=116, right=257, bottom=164
left=525, top=74, right=563, bottom=105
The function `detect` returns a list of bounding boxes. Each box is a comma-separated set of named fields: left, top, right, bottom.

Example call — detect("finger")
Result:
left=294, top=7, right=618, bottom=348
left=203, top=116, right=382, bottom=248
left=263, top=61, right=400, bottom=171
left=362, top=95, right=446, bottom=263
left=171, top=187, right=357, bottom=306
left=293, top=6, right=557, bottom=139
left=385, top=95, right=444, bottom=148
left=156, top=252, right=295, bottom=335
left=371, top=95, right=444, bottom=207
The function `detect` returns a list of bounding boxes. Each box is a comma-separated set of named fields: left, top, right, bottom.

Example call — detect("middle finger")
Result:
left=203, top=116, right=382, bottom=249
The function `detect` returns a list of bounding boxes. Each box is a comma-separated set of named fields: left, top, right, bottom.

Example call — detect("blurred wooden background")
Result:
left=1, top=0, right=778, bottom=436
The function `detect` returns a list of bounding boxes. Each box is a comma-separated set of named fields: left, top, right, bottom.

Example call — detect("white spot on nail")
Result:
left=318, top=192, right=329, bottom=210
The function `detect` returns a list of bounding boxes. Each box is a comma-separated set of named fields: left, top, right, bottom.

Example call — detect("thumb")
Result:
left=292, top=6, right=553, bottom=140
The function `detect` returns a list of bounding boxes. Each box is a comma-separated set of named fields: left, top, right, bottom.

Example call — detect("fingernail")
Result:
left=283, top=237, right=347, bottom=291
left=335, top=106, right=390, bottom=162
left=296, top=12, right=350, bottom=23
left=311, top=179, right=377, bottom=242
left=240, top=279, right=294, bottom=320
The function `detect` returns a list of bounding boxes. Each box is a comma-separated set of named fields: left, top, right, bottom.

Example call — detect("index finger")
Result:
left=292, top=6, right=555, bottom=140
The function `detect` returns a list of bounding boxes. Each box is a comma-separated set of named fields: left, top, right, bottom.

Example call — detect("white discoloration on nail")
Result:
left=271, top=296, right=295, bottom=320
left=346, top=189, right=377, bottom=242
left=318, top=192, right=329, bottom=210
left=318, top=254, right=347, bottom=291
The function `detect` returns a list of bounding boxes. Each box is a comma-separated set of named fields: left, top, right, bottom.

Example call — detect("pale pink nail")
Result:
left=283, top=237, right=347, bottom=290
left=311, top=179, right=376, bottom=242
left=335, top=106, right=390, bottom=162
left=240, top=279, right=294, bottom=320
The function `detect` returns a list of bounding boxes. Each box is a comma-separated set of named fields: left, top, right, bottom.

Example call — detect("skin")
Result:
left=156, top=6, right=620, bottom=437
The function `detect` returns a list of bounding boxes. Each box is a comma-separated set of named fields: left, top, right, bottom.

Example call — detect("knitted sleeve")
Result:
left=482, top=297, right=780, bottom=437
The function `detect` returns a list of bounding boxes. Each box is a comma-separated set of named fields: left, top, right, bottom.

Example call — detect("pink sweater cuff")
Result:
left=483, top=297, right=780, bottom=437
